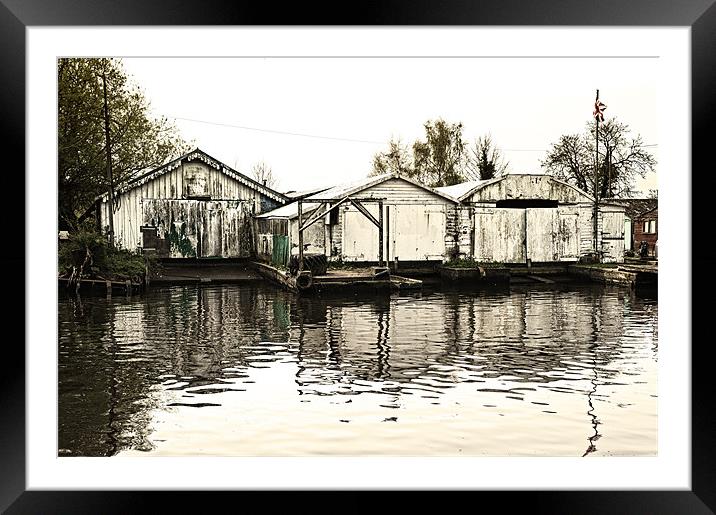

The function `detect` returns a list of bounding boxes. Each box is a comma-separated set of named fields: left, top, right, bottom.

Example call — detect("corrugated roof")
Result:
left=304, top=172, right=394, bottom=201
left=256, top=201, right=320, bottom=219
left=98, top=148, right=289, bottom=204
left=283, top=186, right=332, bottom=200
left=304, top=172, right=458, bottom=203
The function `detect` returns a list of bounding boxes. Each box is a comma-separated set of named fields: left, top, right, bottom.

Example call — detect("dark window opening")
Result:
left=495, top=199, right=558, bottom=209
left=329, top=207, right=339, bottom=225
left=187, top=195, right=212, bottom=201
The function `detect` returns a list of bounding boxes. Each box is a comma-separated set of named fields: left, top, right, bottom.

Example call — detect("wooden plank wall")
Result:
left=101, top=161, right=270, bottom=253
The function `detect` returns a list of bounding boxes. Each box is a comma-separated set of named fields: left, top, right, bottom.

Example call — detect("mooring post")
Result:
left=378, top=200, right=384, bottom=267
left=298, top=199, right=304, bottom=272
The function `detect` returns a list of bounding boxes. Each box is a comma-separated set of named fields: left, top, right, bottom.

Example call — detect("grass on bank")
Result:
left=58, top=228, right=157, bottom=282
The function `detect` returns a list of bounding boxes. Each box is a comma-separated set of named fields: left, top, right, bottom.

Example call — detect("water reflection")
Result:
left=58, top=283, right=658, bottom=457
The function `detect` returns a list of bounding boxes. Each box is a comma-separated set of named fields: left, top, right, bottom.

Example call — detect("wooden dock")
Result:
left=568, top=263, right=657, bottom=288
left=58, top=277, right=143, bottom=295
left=253, top=262, right=422, bottom=294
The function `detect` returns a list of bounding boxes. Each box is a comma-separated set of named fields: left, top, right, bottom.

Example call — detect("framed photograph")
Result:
left=6, top=0, right=712, bottom=512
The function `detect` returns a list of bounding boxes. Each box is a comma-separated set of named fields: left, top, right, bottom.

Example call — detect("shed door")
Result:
left=526, top=208, right=556, bottom=262
left=342, top=204, right=381, bottom=261
left=391, top=204, right=446, bottom=261
left=473, top=208, right=525, bottom=263
left=556, top=211, right=580, bottom=261
left=525, top=208, right=581, bottom=262
left=601, top=210, right=625, bottom=263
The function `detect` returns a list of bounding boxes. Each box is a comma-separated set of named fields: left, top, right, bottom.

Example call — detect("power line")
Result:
left=171, top=115, right=659, bottom=150
left=171, top=115, right=385, bottom=145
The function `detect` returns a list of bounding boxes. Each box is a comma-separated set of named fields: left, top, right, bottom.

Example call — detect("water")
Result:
left=58, top=281, right=658, bottom=457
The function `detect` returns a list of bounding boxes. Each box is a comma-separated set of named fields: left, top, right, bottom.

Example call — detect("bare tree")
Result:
left=466, top=134, right=509, bottom=180
left=250, top=161, right=278, bottom=189
left=542, top=118, right=656, bottom=199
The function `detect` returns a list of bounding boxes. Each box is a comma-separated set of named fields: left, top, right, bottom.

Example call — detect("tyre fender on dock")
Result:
left=296, top=271, right=313, bottom=291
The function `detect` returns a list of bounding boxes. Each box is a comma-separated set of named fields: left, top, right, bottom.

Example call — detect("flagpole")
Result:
left=594, top=89, right=599, bottom=258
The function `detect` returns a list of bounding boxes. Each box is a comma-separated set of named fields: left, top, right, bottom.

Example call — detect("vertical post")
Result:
left=385, top=205, right=390, bottom=267
left=102, top=63, right=115, bottom=249
left=378, top=200, right=384, bottom=266
left=524, top=208, right=529, bottom=265
left=298, top=199, right=304, bottom=271
left=607, top=147, right=612, bottom=198
left=594, top=89, right=599, bottom=256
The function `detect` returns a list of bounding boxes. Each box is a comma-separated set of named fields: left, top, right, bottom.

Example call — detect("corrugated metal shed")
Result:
left=97, top=148, right=288, bottom=258
left=446, top=174, right=625, bottom=264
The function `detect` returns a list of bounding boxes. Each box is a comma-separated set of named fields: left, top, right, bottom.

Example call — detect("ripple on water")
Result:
left=58, top=283, right=658, bottom=457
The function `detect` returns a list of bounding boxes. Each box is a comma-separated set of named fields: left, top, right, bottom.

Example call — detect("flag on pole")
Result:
left=593, top=95, right=606, bottom=122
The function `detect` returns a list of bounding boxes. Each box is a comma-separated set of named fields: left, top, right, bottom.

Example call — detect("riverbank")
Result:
left=60, top=256, right=657, bottom=297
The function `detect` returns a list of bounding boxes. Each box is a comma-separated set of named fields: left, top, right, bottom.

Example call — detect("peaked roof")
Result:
left=304, top=172, right=459, bottom=203
left=101, top=148, right=288, bottom=204
left=283, top=186, right=332, bottom=200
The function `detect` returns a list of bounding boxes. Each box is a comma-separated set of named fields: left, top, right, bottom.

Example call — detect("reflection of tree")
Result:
left=58, top=285, right=296, bottom=455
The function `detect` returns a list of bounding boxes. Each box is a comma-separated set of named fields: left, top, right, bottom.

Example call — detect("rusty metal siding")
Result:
left=99, top=159, right=283, bottom=256
left=140, top=199, right=252, bottom=258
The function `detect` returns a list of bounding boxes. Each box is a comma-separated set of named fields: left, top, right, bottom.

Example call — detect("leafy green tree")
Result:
left=541, top=118, right=656, bottom=198
left=58, top=58, right=190, bottom=229
left=466, top=134, right=509, bottom=180
left=412, top=119, right=467, bottom=187
left=370, top=137, right=413, bottom=177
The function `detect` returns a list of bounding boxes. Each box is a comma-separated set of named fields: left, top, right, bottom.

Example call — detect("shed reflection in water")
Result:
left=58, top=283, right=657, bottom=456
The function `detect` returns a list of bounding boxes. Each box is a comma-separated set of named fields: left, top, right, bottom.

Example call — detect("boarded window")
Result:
left=183, top=164, right=210, bottom=199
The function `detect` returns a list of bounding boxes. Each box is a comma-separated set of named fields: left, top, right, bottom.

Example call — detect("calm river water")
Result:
left=58, top=281, right=657, bottom=457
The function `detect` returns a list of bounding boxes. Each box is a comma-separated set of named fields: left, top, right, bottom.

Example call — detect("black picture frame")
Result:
left=3, top=1, right=713, bottom=512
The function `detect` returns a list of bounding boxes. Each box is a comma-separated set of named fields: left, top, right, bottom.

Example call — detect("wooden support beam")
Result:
left=299, top=196, right=352, bottom=232
left=299, top=204, right=326, bottom=233
left=349, top=199, right=381, bottom=228
left=378, top=200, right=384, bottom=266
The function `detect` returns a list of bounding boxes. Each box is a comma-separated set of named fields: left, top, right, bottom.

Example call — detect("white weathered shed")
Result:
left=258, top=173, right=461, bottom=265
left=94, top=148, right=287, bottom=258
left=438, top=174, right=625, bottom=263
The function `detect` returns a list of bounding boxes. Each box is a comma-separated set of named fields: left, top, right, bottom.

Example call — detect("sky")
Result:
left=122, top=57, right=658, bottom=196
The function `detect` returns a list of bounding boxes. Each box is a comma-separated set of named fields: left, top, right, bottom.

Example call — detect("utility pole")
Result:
left=102, top=61, right=115, bottom=248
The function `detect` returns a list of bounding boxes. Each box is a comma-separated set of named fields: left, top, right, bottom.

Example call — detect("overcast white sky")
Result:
left=122, top=57, right=658, bottom=195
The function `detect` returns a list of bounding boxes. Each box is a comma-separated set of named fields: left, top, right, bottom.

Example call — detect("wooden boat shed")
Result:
left=91, top=149, right=288, bottom=258
left=437, top=174, right=626, bottom=263
left=256, top=172, right=462, bottom=266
